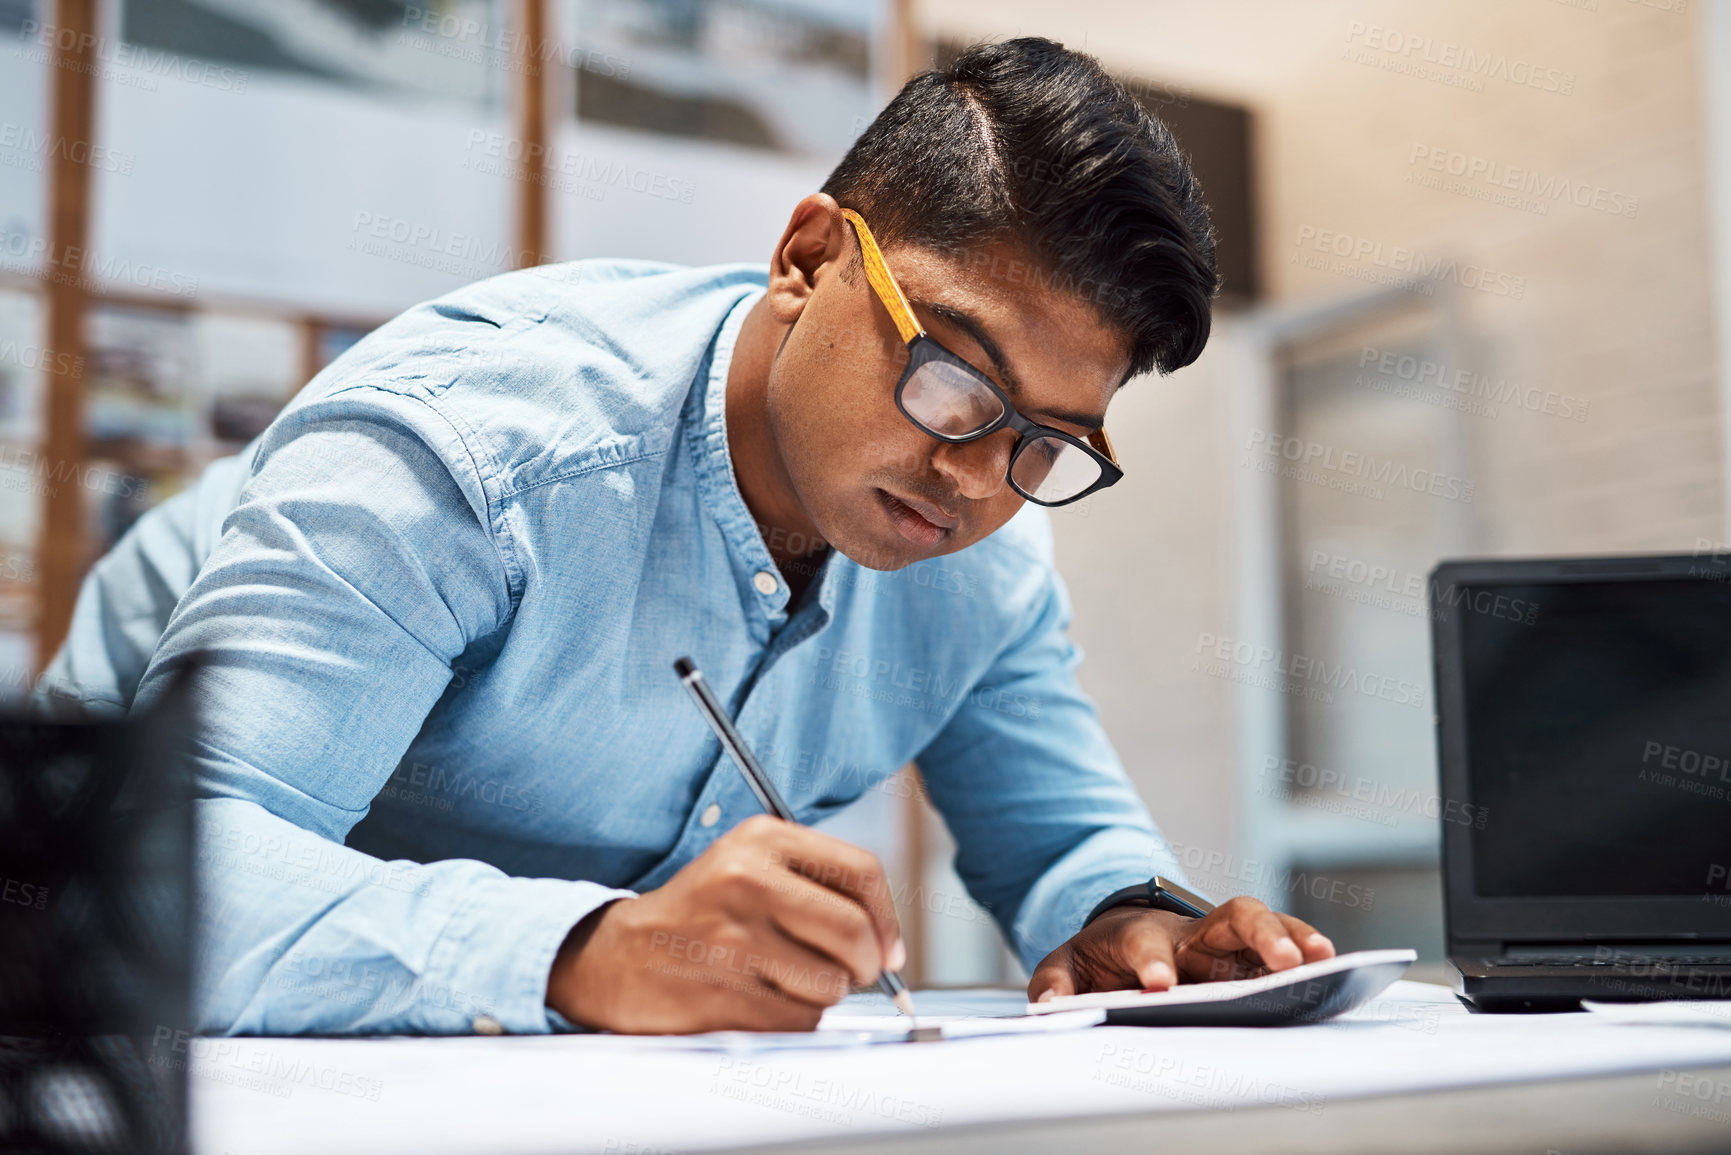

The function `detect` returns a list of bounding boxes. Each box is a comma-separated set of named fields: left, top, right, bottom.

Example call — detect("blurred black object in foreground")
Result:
left=0, top=677, right=196, bottom=1154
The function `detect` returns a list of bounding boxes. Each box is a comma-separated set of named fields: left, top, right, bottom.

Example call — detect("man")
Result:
left=40, top=38, right=1333, bottom=1035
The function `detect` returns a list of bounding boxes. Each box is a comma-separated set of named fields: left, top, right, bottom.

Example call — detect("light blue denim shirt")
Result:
left=38, top=259, right=1190, bottom=1036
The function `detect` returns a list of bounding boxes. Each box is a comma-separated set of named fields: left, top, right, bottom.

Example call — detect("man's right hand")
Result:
left=545, top=814, right=906, bottom=1033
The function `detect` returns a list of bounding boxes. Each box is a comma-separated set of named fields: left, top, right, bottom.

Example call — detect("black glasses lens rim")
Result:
left=894, top=338, right=1011, bottom=442
left=890, top=336, right=1125, bottom=506
left=1008, top=432, right=1115, bottom=505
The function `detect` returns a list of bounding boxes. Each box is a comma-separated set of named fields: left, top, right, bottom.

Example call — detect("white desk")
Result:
left=759, top=1063, right=1731, bottom=1155
left=190, top=982, right=1731, bottom=1155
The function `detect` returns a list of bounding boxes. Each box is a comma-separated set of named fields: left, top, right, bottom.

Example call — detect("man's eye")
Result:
left=1026, top=438, right=1062, bottom=466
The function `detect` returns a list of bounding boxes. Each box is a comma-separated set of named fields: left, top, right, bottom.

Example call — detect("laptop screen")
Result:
left=1460, top=576, right=1731, bottom=898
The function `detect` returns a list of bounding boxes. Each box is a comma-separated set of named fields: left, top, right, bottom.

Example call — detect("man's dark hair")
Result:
left=821, top=37, right=1218, bottom=379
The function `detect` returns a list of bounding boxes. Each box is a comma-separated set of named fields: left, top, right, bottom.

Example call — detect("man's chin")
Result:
left=822, top=527, right=922, bottom=572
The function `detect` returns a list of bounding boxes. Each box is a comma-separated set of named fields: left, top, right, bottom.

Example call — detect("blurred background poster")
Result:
left=1, top=0, right=1725, bottom=991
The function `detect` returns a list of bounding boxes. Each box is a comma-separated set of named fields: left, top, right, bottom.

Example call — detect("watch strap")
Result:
left=1082, top=875, right=1215, bottom=929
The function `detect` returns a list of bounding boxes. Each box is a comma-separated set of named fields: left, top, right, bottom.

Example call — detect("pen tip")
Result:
left=893, top=990, right=916, bottom=1018
left=673, top=656, right=696, bottom=677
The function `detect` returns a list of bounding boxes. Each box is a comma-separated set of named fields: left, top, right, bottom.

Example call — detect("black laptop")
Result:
left=1432, top=552, right=1731, bottom=1012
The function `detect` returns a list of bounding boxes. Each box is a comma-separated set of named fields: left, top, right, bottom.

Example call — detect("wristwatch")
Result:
left=1082, top=875, right=1216, bottom=929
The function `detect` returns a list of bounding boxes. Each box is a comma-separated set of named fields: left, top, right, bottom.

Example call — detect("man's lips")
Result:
left=891, top=491, right=960, bottom=530
left=877, top=488, right=959, bottom=547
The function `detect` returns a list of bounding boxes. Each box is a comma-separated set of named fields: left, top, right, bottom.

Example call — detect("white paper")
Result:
left=1584, top=999, right=1731, bottom=1026
left=809, top=1007, right=1106, bottom=1041
left=597, top=1007, right=1105, bottom=1053
left=823, top=987, right=1032, bottom=1020
left=509, top=989, right=1103, bottom=1055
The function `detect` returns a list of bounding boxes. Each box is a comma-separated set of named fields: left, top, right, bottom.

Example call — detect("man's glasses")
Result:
left=839, top=207, right=1123, bottom=507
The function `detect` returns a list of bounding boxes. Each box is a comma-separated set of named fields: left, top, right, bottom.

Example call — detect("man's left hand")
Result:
left=1026, top=896, right=1335, bottom=1001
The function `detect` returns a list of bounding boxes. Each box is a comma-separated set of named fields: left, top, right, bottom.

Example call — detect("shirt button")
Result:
left=472, top=1014, right=504, bottom=1036
left=700, top=802, right=722, bottom=827
left=752, top=570, right=779, bottom=596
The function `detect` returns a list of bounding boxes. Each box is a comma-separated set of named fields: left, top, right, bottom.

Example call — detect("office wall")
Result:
left=924, top=0, right=1726, bottom=940
left=1041, top=326, right=1240, bottom=874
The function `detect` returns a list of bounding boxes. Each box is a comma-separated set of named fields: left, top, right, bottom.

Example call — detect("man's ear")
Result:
left=765, top=193, right=848, bottom=326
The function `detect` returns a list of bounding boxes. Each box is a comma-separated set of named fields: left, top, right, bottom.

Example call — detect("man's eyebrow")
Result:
left=920, top=301, right=1107, bottom=432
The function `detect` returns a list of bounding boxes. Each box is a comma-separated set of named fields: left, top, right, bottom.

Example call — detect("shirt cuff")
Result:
left=424, top=875, right=637, bottom=1035
left=1011, top=826, right=1198, bottom=974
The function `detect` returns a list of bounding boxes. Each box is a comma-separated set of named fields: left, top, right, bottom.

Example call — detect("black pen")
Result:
left=673, top=655, right=917, bottom=1019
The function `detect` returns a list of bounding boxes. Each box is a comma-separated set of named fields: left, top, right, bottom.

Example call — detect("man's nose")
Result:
left=931, top=431, right=1015, bottom=501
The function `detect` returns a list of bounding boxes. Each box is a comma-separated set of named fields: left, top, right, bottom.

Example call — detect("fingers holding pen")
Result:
left=760, top=819, right=906, bottom=971
left=764, top=870, right=887, bottom=989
